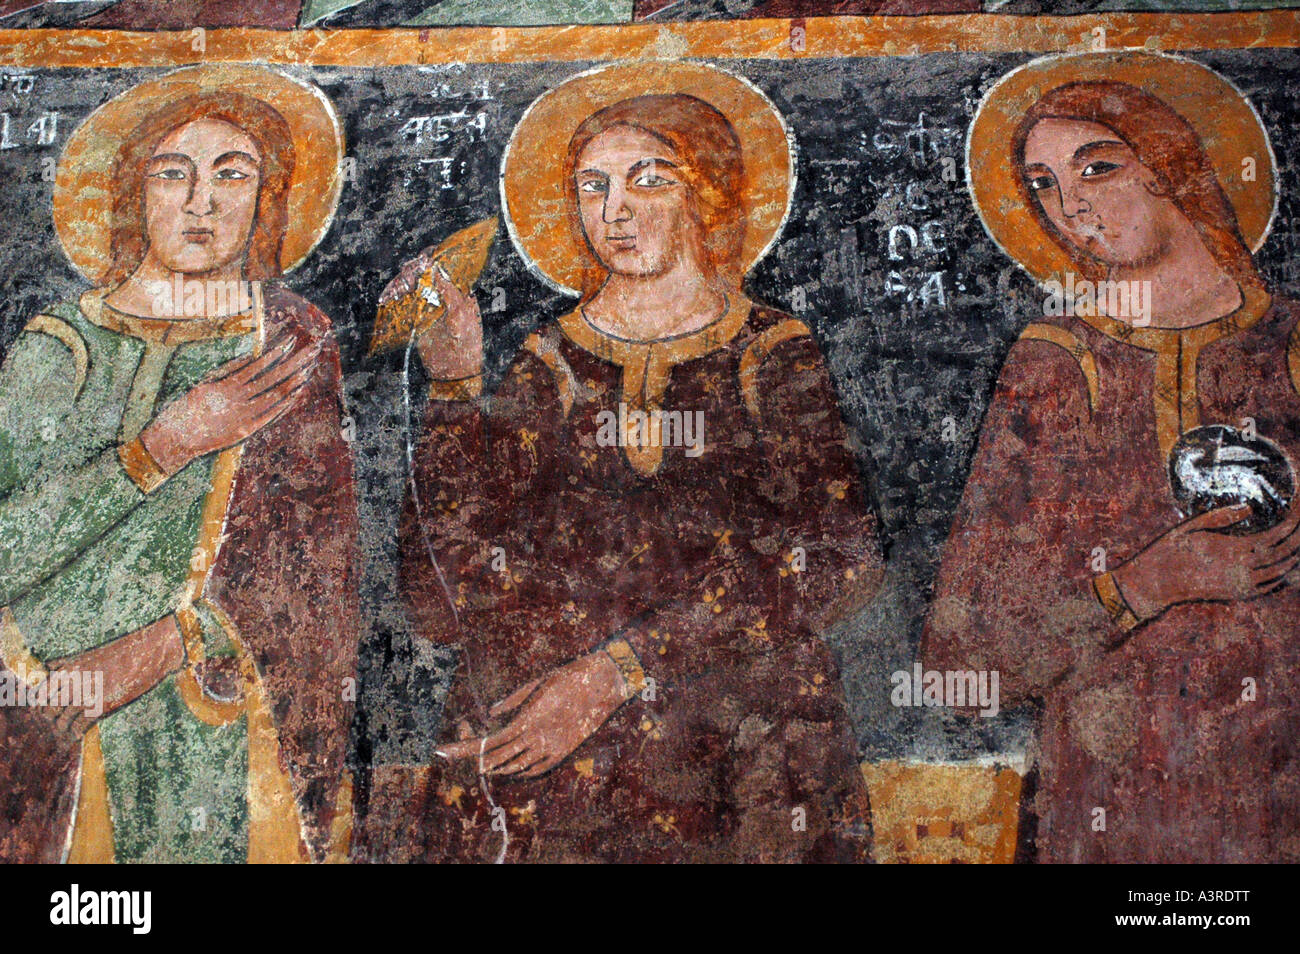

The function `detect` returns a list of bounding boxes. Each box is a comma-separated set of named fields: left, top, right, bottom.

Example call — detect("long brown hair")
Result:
left=1011, top=80, right=1262, bottom=290
left=102, top=91, right=296, bottom=286
left=562, top=93, right=747, bottom=301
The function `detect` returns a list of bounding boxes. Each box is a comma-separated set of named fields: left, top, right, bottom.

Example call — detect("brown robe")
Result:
left=923, top=286, right=1300, bottom=863
left=0, top=285, right=360, bottom=863
left=358, top=299, right=881, bottom=863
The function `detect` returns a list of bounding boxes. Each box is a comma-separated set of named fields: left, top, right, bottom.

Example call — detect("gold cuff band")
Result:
left=1093, top=572, right=1140, bottom=633
left=428, top=373, right=483, bottom=401
left=604, top=638, right=647, bottom=697
left=175, top=605, right=207, bottom=666
left=118, top=436, right=168, bottom=494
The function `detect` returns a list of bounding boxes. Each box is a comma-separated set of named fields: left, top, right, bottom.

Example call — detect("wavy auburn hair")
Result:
left=102, top=91, right=296, bottom=287
left=1011, top=80, right=1263, bottom=291
left=563, top=93, right=747, bottom=301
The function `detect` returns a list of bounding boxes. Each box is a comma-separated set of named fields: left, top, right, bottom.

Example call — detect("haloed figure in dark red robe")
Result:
left=358, top=81, right=882, bottom=862
left=924, top=63, right=1300, bottom=862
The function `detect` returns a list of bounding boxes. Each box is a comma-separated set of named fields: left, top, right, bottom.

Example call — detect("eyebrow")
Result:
left=213, top=150, right=261, bottom=167
left=1072, top=139, right=1125, bottom=163
left=146, top=152, right=193, bottom=166
left=628, top=157, right=679, bottom=175
left=576, top=157, right=680, bottom=178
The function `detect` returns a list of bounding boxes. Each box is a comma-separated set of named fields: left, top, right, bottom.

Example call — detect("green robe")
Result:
left=0, top=293, right=258, bottom=863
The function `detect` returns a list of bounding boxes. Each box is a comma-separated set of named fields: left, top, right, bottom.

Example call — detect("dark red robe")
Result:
left=358, top=301, right=882, bottom=862
left=923, top=290, right=1300, bottom=863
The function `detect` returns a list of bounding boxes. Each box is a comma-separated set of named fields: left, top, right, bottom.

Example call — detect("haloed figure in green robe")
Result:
left=0, top=68, right=359, bottom=864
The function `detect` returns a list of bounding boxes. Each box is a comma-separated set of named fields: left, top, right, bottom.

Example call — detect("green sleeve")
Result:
left=0, top=330, right=147, bottom=607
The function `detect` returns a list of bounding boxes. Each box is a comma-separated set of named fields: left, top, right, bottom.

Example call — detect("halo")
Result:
left=53, top=64, right=344, bottom=283
left=499, top=60, right=796, bottom=296
left=967, top=51, right=1277, bottom=285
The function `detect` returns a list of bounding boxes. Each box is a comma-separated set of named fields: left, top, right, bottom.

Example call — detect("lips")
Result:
left=182, top=229, right=214, bottom=242
left=606, top=235, right=636, bottom=249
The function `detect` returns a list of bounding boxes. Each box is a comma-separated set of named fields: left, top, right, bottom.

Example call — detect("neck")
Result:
left=584, top=258, right=728, bottom=341
left=104, top=253, right=250, bottom=320
left=1109, top=218, right=1244, bottom=329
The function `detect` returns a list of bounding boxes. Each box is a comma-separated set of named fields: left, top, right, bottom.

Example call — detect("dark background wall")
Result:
left=2, top=49, right=1297, bottom=766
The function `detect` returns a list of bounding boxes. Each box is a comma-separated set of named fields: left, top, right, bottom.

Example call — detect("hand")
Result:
left=191, top=656, right=243, bottom=703
left=413, top=266, right=484, bottom=381
left=436, top=651, right=630, bottom=779
left=26, top=678, right=98, bottom=745
left=1112, top=503, right=1300, bottom=620
left=139, top=334, right=321, bottom=477
left=378, top=250, right=483, bottom=379
left=378, top=244, right=437, bottom=305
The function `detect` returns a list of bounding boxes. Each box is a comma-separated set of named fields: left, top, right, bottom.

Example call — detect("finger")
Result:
left=53, top=706, right=87, bottom=740
left=434, top=267, right=474, bottom=316
left=218, top=336, right=295, bottom=386
left=457, top=720, right=475, bottom=741
left=435, top=737, right=483, bottom=762
left=379, top=269, right=419, bottom=305
left=517, top=754, right=562, bottom=779
left=1252, top=553, right=1300, bottom=588
left=247, top=365, right=316, bottom=415
left=237, top=382, right=311, bottom=439
left=481, top=737, right=532, bottom=774
left=1260, top=505, right=1300, bottom=551
left=474, top=720, right=532, bottom=764
left=486, top=746, right=541, bottom=777
left=381, top=251, right=436, bottom=302
left=1260, top=577, right=1289, bottom=596
left=1253, top=538, right=1300, bottom=574
left=206, top=350, right=263, bottom=384
left=246, top=342, right=321, bottom=394
left=489, top=678, right=542, bottom=720
left=1188, top=504, right=1253, bottom=532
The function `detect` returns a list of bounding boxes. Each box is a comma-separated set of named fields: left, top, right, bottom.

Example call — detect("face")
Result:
left=574, top=125, right=705, bottom=278
left=142, top=117, right=261, bottom=276
left=1022, top=118, right=1181, bottom=268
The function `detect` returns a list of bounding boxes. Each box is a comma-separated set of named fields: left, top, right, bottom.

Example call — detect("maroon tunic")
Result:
left=923, top=287, right=1300, bottom=863
left=361, top=299, right=881, bottom=862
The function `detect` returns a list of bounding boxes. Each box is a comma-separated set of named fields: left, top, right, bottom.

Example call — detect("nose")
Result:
left=602, top=182, right=632, bottom=225
left=1060, top=186, right=1092, bottom=218
left=184, top=176, right=215, bottom=217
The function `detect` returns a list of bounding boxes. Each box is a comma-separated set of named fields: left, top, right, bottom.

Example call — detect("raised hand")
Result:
left=414, top=267, right=484, bottom=382
left=139, top=334, right=321, bottom=477
left=1112, top=503, right=1300, bottom=621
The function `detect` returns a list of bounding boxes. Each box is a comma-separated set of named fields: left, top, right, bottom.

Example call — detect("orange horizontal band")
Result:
left=0, top=14, right=1296, bottom=68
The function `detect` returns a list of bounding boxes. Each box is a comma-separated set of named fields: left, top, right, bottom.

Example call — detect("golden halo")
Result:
left=53, top=64, right=344, bottom=283
left=967, top=51, right=1276, bottom=285
left=499, top=61, right=795, bottom=295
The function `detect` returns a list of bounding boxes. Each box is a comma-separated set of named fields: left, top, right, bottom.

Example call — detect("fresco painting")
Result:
left=0, top=6, right=1297, bottom=868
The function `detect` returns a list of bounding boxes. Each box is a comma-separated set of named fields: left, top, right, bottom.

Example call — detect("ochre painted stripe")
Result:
left=0, top=14, right=1296, bottom=68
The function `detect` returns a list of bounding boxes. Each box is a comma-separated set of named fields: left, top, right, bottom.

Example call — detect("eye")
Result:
left=148, top=168, right=188, bottom=181
left=634, top=171, right=675, bottom=188
left=1026, top=174, right=1055, bottom=192
left=1081, top=160, right=1120, bottom=178
left=214, top=167, right=252, bottom=181
left=578, top=179, right=608, bottom=194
